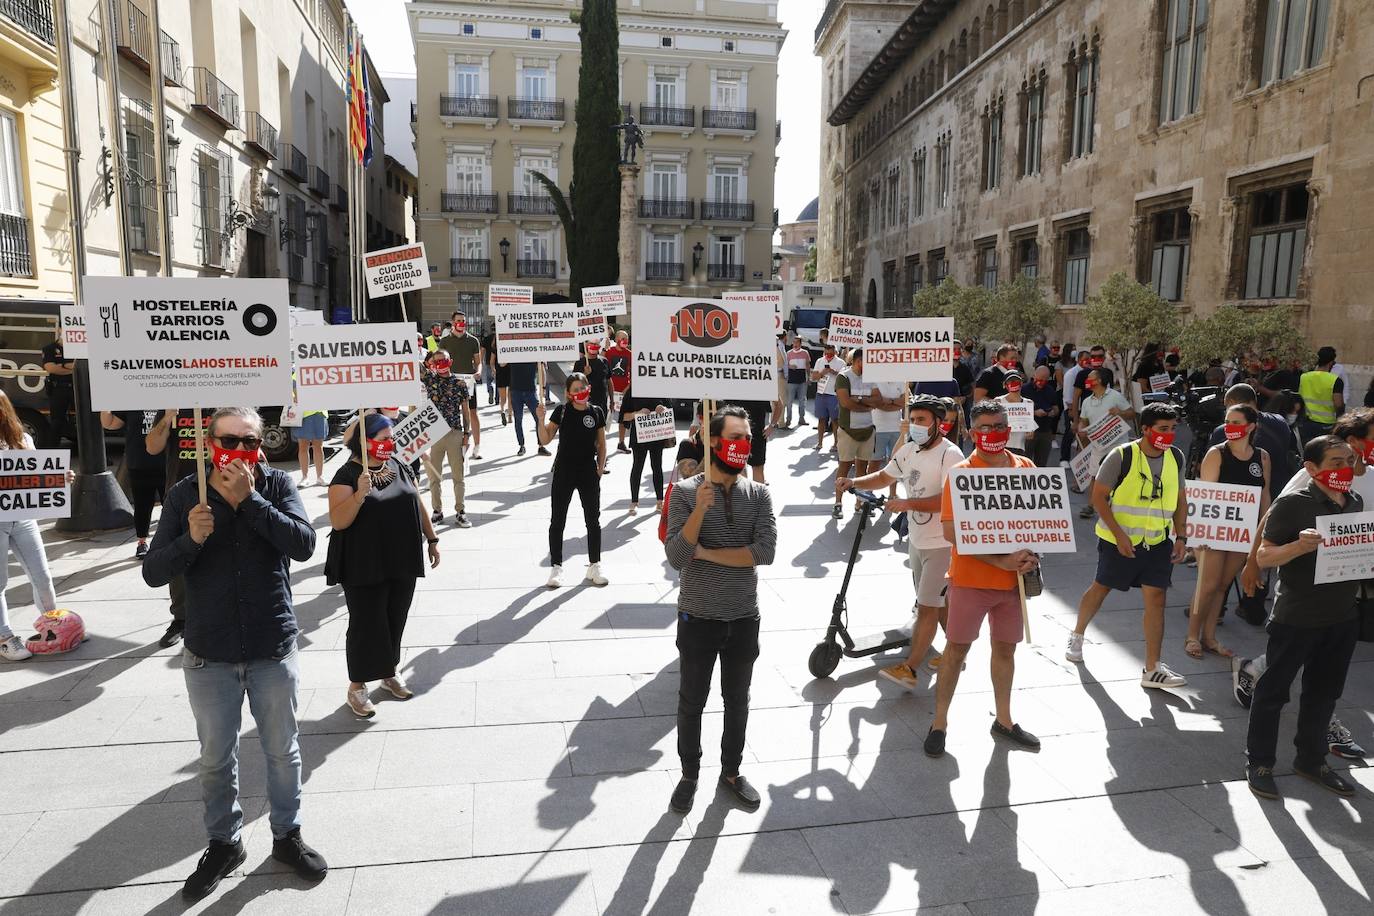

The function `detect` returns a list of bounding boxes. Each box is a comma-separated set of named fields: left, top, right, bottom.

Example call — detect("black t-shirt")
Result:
left=1263, top=369, right=1298, bottom=393
left=550, top=402, right=605, bottom=466
left=120, top=410, right=162, bottom=471
left=953, top=362, right=974, bottom=395
left=1134, top=356, right=1162, bottom=384
left=1265, top=483, right=1363, bottom=627
left=572, top=357, right=610, bottom=405
left=974, top=366, right=1007, bottom=399
left=41, top=341, right=72, bottom=390
left=324, top=459, right=424, bottom=586
left=676, top=435, right=705, bottom=468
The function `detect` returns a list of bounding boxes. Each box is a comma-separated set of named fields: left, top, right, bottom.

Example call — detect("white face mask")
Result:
left=908, top=422, right=932, bottom=445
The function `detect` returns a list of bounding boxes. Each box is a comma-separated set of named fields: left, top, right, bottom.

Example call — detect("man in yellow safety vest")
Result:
left=1297, top=346, right=1344, bottom=445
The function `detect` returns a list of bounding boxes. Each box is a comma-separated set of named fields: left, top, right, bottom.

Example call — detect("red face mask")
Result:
left=940, top=420, right=955, bottom=435
left=1090, top=357, right=1105, bottom=368
left=211, top=443, right=259, bottom=470
left=1006, top=381, right=1022, bottom=394
left=587, top=345, right=600, bottom=357
left=1084, top=378, right=1098, bottom=390
left=570, top=388, right=591, bottom=404
left=1033, top=379, right=1047, bottom=389
left=1315, top=467, right=1356, bottom=493
left=1147, top=429, right=1176, bottom=450
left=1359, top=439, right=1374, bottom=465
left=431, top=358, right=453, bottom=377
left=1223, top=423, right=1249, bottom=441
left=973, top=428, right=1011, bottom=454
left=1001, top=359, right=1018, bottom=370
left=452, top=319, right=467, bottom=335
left=367, top=437, right=396, bottom=462
left=713, top=437, right=752, bottom=470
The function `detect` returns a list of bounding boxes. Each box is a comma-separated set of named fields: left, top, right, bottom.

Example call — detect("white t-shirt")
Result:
left=884, top=438, right=964, bottom=548
left=1079, top=388, right=1132, bottom=430
left=995, top=394, right=1030, bottom=450
left=813, top=356, right=846, bottom=396
left=870, top=382, right=906, bottom=433
left=1062, top=364, right=1083, bottom=407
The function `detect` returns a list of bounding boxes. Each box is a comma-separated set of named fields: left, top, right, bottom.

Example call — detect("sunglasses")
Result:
left=1138, top=473, right=1164, bottom=502
left=214, top=435, right=263, bottom=450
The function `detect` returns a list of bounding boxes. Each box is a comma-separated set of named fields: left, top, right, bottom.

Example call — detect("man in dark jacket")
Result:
left=143, top=407, right=323, bottom=901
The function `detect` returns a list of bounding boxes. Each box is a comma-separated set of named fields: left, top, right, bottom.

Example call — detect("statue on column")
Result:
left=614, top=114, right=645, bottom=164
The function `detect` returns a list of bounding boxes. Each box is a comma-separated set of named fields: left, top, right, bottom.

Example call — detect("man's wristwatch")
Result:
left=427, top=537, right=440, bottom=545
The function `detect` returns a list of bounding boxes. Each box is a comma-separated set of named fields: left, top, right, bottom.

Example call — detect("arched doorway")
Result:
left=866, top=279, right=878, bottom=317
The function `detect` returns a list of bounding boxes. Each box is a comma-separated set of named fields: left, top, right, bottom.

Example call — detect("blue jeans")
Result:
left=0, top=520, right=57, bottom=639
left=183, top=645, right=303, bottom=844
left=785, top=383, right=808, bottom=424
left=511, top=388, right=541, bottom=448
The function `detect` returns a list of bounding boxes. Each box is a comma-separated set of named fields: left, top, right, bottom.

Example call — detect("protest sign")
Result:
left=634, top=410, right=676, bottom=444
left=1004, top=401, right=1037, bottom=433
left=723, top=290, right=784, bottom=335
left=0, top=450, right=70, bottom=520
left=574, top=301, right=608, bottom=343
left=1314, top=511, right=1374, bottom=584
left=293, top=322, right=422, bottom=410
left=630, top=295, right=777, bottom=401
left=497, top=304, right=578, bottom=363
left=390, top=403, right=452, bottom=465
left=1085, top=412, right=1131, bottom=458
left=1070, top=444, right=1096, bottom=491
left=83, top=277, right=291, bottom=410
left=363, top=243, right=431, bottom=298
left=584, top=284, right=626, bottom=317
left=946, top=467, right=1077, bottom=555
left=289, top=309, right=325, bottom=330
left=860, top=317, right=956, bottom=383
left=489, top=284, right=534, bottom=314
left=1183, top=480, right=1262, bottom=552
left=1149, top=372, right=1172, bottom=393
left=826, top=312, right=865, bottom=349
left=58, top=306, right=87, bottom=359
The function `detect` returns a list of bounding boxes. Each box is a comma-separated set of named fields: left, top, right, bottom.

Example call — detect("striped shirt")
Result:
left=665, top=474, right=777, bottom=620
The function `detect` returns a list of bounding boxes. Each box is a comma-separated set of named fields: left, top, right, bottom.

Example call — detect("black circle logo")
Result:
left=243, top=303, right=278, bottom=337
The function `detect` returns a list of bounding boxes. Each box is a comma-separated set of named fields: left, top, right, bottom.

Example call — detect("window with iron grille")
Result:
left=976, top=241, right=999, bottom=289
left=0, top=110, right=31, bottom=278
left=1060, top=224, right=1091, bottom=304
left=1013, top=235, right=1040, bottom=279
left=1244, top=183, right=1307, bottom=299
left=193, top=145, right=231, bottom=268
left=929, top=248, right=948, bottom=286
left=1159, top=0, right=1208, bottom=124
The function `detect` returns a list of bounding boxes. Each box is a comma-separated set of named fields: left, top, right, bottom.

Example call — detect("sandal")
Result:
left=1184, top=638, right=1203, bottom=660
left=1201, top=640, right=1234, bottom=658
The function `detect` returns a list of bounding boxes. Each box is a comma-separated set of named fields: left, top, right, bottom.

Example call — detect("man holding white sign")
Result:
left=419, top=351, right=471, bottom=528
left=1246, top=435, right=1363, bottom=800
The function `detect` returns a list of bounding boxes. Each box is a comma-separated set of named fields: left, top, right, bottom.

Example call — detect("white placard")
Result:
left=0, top=450, right=70, bottom=520
left=826, top=312, right=865, bottom=349
left=1085, top=412, right=1131, bottom=458
left=723, top=290, right=784, bottom=334
left=1184, top=480, right=1262, bottom=553
left=293, top=322, right=423, bottom=410
left=83, top=277, right=292, bottom=410
left=489, top=284, right=534, bottom=314
left=497, top=304, right=579, bottom=364
left=633, top=411, right=676, bottom=444
left=1070, top=444, right=1096, bottom=491
left=390, top=403, right=452, bottom=465
left=1004, top=401, right=1037, bottom=433
left=1314, top=511, right=1374, bottom=584
left=630, top=295, right=778, bottom=401
left=1149, top=372, right=1172, bottom=393
left=584, top=284, right=627, bottom=317
left=58, top=306, right=87, bottom=359
left=363, top=243, right=431, bottom=298
left=859, top=317, right=957, bottom=383
left=946, top=466, right=1077, bottom=555
left=289, top=309, right=326, bottom=329
left=574, top=301, right=608, bottom=343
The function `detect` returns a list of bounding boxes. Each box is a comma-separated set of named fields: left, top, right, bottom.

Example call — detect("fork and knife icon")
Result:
left=99, top=303, right=121, bottom=339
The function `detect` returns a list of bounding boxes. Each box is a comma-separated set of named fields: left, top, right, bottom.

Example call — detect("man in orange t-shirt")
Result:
left=926, top=400, right=1042, bottom=759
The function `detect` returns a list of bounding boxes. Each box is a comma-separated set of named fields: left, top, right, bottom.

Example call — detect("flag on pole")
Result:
left=347, top=32, right=373, bottom=167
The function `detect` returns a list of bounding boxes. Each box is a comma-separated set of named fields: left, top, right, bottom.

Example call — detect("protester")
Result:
left=509, top=361, right=549, bottom=457
left=1245, top=435, right=1363, bottom=800
left=0, top=392, right=64, bottom=661
left=837, top=395, right=963, bottom=687
left=728, top=399, right=774, bottom=485
left=1072, top=345, right=1108, bottom=422
left=491, top=330, right=512, bottom=426
left=145, top=406, right=216, bottom=648
left=1297, top=346, right=1344, bottom=444
left=420, top=350, right=472, bottom=529
left=619, top=381, right=672, bottom=515
left=39, top=329, right=74, bottom=447
left=781, top=335, right=811, bottom=429
left=1061, top=348, right=1091, bottom=465
left=327, top=413, right=440, bottom=719
left=925, top=400, right=1041, bottom=758
left=101, top=409, right=164, bottom=559
left=914, top=339, right=971, bottom=407
left=1067, top=403, right=1190, bottom=689
left=1075, top=367, right=1134, bottom=517
left=868, top=378, right=906, bottom=493
left=572, top=342, right=611, bottom=419
left=607, top=330, right=633, bottom=453
left=540, top=373, right=608, bottom=587
left=1185, top=404, right=1270, bottom=659
left=142, top=407, right=324, bottom=901
left=439, top=312, right=483, bottom=459
left=832, top=349, right=878, bottom=519
left=811, top=342, right=845, bottom=453
left=479, top=323, right=498, bottom=407
left=1026, top=365, right=1060, bottom=467
left=1033, top=336, right=1050, bottom=367
left=995, top=370, right=1030, bottom=457
left=664, top=405, right=777, bottom=813
left=292, top=407, right=328, bottom=488
left=973, top=344, right=1020, bottom=402
left=1206, top=384, right=1298, bottom=494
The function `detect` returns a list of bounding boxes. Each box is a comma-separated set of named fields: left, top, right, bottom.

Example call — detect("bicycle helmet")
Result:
left=906, top=394, right=948, bottom=419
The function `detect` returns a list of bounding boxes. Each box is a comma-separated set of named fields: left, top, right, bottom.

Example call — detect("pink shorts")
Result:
left=945, top=585, right=1023, bottom=644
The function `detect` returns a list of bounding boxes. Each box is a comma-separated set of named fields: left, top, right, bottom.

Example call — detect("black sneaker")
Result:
left=182, top=839, right=246, bottom=900
left=669, top=777, right=697, bottom=814
left=1329, top=718, right=1368, bottom=760
left=924, top=727, right=946, bottom=758
left=136, top=541, right=149, bottom=560
left=617, top=443, right=631, bottom=454
left=517, top=446, right=526, bottom=456
left=271, top=829, right=328, bottom=881
left=991, top=721, right=1041, bottom=749
left=1233, top=657, right=1255, bottom=710
left=159, top=619, right=185, bottom=649
left=719, top=774, right=761, bottom=808
left=1294, top=763, right=1356, bottom=797
left=537, top=447, right=552, bottom=457
left=430, top=509, right=443, bottom=523
left=1246, top=764, right=1279, bottom=800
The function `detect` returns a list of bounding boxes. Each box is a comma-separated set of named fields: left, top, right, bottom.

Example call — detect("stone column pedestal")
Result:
left=618, top=163, right=640, bottom=305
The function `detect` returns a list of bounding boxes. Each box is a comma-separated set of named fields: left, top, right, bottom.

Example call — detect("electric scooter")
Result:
left=807, top=488, right=911, bottom=678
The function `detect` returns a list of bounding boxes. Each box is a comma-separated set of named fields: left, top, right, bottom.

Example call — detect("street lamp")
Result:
left=499, top=237, right=511, bottom=271
left=772, top=251, right=783, bottom=277
left=692, top=241, right=704, bottom=272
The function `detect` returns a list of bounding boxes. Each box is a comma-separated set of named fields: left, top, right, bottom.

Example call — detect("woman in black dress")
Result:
left=538, top=372, right=607, bottom=588
left=619, top=381, right=673, bottom=516
left=327, top=412, right=441, bottom=719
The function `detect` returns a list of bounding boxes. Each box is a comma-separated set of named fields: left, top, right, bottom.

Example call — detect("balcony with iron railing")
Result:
left=310, top=166, right=330, bottom=198
left=645, top=261, right=684, bottom=282
left=700, top=199, right=755, bottom=222
left=702, top=108, right=757, bottom=132
left=508, top=97, right=565, bottom=122
left=517, top=258, right=556, bottom=279
left=108, top=0, right=179, bottom=83
left=440, top=191, right=498, bottom=214
left=244, top=112, right=277, bottom=160
left=450, top=258, right=490, bottom=278
left=707, top=263, right=745, bottom=282
left=0, top=213, right=33, bottom=277
left=280, top=143, right=307, bottom=182
left=439, top=94, right=498, bottom=120
left=508, top=194, right=557, bottom=216
left=186, top=66, right=239, bottom=130
left=331, top=183, right=346, bottom=212
left=638, top=198, right=693, bottom=220
left=639, top=104, right=694, bottom=128
left=0, top=0, right=54, bottom=45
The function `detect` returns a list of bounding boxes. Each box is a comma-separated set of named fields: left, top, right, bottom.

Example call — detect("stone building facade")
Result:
left=814, top=0, right=1372, bottom=376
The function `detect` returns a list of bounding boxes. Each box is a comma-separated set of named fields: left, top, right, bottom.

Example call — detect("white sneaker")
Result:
left=0, top=635, right=32, bottom=661
left=585, top=563, right=608, bottom=587
left=547, top=565, right=563, bottom=589
left=381, top=676, right=413, bottom=700
left=1065, top=632, right=1085, bottom=663
left=470, top=450, right=482, bottom=460
left=346, top=686, right=376, bottom=718
left=1141, top=664, right=1187, bottom=689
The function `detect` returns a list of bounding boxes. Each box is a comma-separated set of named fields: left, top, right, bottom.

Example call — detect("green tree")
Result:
left=1180, top=303, right=1308, bottom=370
left=1246, top=304, right=1308, bottom=368
left=803, top=245, right=817, bottom=282
left=987, top=275, right=1057, bottom=355
left=1081, top=271, right=1182, bottom=383
left=914, top=278, right=992, bottom=343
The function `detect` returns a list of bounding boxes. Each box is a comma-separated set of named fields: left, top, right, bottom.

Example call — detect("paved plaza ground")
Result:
left=0, top=396, right=1371, bottom=915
